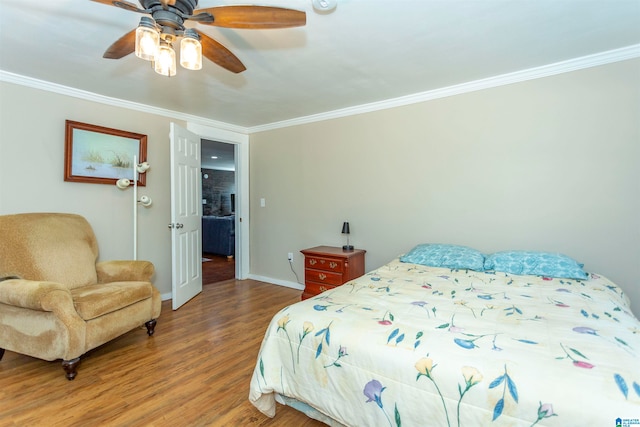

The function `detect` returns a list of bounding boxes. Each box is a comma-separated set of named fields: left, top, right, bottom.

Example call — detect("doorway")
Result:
left=184, top=121, right=249, bottom=282
left=201, top=139, right=236, bottom=284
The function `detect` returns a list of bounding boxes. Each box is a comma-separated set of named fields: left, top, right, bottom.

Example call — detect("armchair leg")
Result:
left=62, top=358, right=80, bottom=381
left=145, top=319, right=157, bottom=336
left=0, top=348, right=4, bottom=361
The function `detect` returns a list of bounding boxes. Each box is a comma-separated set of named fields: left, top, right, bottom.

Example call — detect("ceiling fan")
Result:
left=92, top=0, right=306, bottom=75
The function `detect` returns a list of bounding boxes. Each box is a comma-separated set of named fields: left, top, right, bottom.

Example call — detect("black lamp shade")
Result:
left=341, top=222, right=353, bottom=251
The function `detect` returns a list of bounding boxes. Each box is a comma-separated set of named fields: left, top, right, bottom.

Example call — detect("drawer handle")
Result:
left=329, top=262, right=338, bottom=269
left=309, top=259, right=317, bottom=266
left=318, top=273, right=327, bottom=280
left=319, top=286, right=328, bottom=292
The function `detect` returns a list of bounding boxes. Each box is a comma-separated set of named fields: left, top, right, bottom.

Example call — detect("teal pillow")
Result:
left=399, top=244, right=485, bottom=271
left=484, top=251, right=588, bottom=279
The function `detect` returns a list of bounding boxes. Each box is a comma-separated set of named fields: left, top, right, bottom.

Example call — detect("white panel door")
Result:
left=170, top=122, right=202, bottom=310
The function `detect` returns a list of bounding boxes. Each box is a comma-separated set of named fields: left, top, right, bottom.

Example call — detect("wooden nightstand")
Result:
left=300, top=246, right=366, bottom=300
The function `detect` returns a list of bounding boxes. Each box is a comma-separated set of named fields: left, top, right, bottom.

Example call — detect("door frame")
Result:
left=186, top=122, right=249, bottom=279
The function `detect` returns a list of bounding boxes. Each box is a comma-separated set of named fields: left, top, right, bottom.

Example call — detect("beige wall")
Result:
left=0, top=82, right=180, bottom=296
left=1, top=58, right=638, bottom=315
left=249, top=58, right=640, bottom=315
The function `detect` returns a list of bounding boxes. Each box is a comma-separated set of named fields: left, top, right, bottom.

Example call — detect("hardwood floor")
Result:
left=0, top=280, right=325, bottom=427
left=202, top=253, right=235, bottom=285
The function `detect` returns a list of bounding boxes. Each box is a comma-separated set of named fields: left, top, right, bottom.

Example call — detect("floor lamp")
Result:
left=115, top=155, right=152, bottom=260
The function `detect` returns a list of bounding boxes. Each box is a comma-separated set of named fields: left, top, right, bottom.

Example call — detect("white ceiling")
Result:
left=202, top=139, right=235, bottom=170
left=0, top=0, right=639, bottom=131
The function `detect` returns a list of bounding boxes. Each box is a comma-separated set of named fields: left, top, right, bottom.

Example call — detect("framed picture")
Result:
left=64, top=120, right=148, bottom=186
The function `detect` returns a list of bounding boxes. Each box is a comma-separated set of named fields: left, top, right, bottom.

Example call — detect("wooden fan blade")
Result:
left=196, top=30, right=246, bottom=74
left=193, top=6, right=306, bottom=29
left=103, top=29, right=136, bottom=59
left=90, top=0, right=146, bottom=13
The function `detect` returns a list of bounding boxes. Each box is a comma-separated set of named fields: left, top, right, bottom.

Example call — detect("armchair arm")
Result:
left=0, top=278, right=73, bottom=312
left=96, top=260, right=155, bottom=283
left=0, top=278, right=85, bottom=361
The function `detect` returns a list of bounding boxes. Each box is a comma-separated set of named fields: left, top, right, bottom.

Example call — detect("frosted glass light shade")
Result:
left=139, top=195, right=153, bottom=207
left=154, top=42, right=176, bottom=77
left=116, top=178, right=131, bottom=189
left=135, top=18, right=159, bottom=61
left=136, top=162, right=150, bottom=173
left=180, top=31, right=202, bottom=70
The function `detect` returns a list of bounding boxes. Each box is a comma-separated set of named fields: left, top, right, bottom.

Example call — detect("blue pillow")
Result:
left=399, top=244, right=485, bottom=271
left=484, top=251, right=588, bottom=280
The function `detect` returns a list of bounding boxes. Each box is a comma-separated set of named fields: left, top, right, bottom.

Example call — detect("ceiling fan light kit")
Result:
left=93, top=0, right=306, bottom=77
left=135, top=15, right=201, bottom=76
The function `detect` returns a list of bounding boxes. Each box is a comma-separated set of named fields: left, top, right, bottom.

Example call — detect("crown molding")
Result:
left=2, top=43, right=638, bottom=134
left=0, top=70, right=248, bottom=135
left=248, top=43, right=640, bottom=133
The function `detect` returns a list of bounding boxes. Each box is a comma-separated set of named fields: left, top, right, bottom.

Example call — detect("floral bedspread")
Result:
left=249, top=258, right=640, bottom=426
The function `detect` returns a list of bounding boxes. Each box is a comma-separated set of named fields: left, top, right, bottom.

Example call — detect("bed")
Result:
left=249, top=244, right=640, bottom=426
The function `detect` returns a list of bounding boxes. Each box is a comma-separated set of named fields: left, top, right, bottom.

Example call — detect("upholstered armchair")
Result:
left=0, top=213, right=161, bottom=380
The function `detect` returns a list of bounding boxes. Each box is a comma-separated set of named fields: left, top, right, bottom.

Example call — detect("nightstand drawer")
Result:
left=305, top=269, right=343, bottom=285
left=305, top=256, right=345, bottom=273
left=304, top=282, right=338, bottom=296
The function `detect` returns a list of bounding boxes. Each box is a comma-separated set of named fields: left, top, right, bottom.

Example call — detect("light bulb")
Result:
left=135, top=17, right=159, bottom=61
left=154, top=41, right=176, bottom=77
left=180, top=30, right=202, bottom=71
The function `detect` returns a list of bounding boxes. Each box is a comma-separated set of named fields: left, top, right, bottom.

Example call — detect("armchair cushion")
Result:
left=71, top=282, right=155, bottom=321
